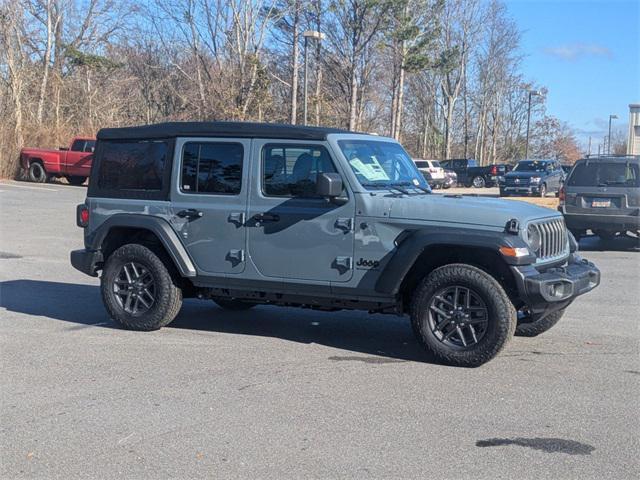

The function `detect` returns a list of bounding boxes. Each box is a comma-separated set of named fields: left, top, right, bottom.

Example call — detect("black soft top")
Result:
left=97, top=121, right=357, bottom=141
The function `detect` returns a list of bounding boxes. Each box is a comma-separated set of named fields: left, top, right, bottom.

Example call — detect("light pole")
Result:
left=525, top=90, right=542, bottom=159
left=303, top=30, right=325, bottom=126
left=607, top=114, right=618, bottom=155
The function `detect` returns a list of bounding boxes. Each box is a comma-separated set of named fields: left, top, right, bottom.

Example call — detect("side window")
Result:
left=70, top=139, right=85, bottom=152
left=97, top=140, right=169, bottom=191
left=180, top=142, right=243, bottom=195
left=262, top=144, right=337, bottom=198
left=84, top=140, right=96, bottom=153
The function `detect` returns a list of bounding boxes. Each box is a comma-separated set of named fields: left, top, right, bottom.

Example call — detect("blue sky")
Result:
left=505, top=0, right=640, bottom=151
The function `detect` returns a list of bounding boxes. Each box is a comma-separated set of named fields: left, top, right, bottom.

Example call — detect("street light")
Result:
left=303, top=30, right=325, bottom=126
left=607, top=114, right=618, bottom=155
left=525, top=90, right=542, bottom=159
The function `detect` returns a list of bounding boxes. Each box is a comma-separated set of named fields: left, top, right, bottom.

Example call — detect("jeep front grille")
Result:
left=531, top=218, right=569, bottom=261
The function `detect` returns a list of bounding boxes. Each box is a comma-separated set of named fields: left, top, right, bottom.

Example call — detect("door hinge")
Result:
left=335, top=217, right=354, bottom=233
left=227, top=249, right=245, bottom=265
left=228, top=212, right=245, bottom=227
left=334, top=256, right=353, bottom=273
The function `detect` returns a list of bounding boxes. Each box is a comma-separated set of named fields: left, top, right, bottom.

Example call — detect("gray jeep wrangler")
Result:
left=71, top=122, right=600, bottom=367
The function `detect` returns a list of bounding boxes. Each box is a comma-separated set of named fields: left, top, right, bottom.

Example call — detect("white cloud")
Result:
left=543, top=43, right=613, bottom=61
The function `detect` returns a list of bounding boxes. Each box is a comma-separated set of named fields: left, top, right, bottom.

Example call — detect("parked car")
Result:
left=71, top=121, right=600, bottom=367
left=443, top=169, right=457, bottom=189
left=559, top=155, right=640, bottom=240
left=440, top=159, right=510, bottom=188
left=20, top=137, right=95, bottom=185
left=414, top=159, right=445, bottom=188
left=500, top=159, right=564, bottom=197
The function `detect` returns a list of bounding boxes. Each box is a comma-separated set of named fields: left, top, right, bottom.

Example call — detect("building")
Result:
left=628, top=104, right=640, bottom=155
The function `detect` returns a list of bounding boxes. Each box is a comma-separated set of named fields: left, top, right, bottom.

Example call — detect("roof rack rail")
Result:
left=584, top=154, right=639, bottom=159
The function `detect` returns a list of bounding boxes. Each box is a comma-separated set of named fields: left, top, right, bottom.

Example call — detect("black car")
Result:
left=500, top=159, right=565, bottom=197
left=559, top=155, right=640, bottom=240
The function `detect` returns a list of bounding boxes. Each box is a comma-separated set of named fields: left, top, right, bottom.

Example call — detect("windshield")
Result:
left=513, top=161, right=548, bottom=172
left=568, top=162, right=639, bottom=187
left=338, top=139, right=428, bottom=190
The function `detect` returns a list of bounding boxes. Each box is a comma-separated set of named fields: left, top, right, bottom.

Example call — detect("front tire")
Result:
left=515, top=308, right=566, bottom=337
left=101, top=244, right=182, bottom=331
left=410, top=264, right=516, bottom=367
left=472, top=176, right=486, bottom=188
left=28, top=162, right=47, bottom=183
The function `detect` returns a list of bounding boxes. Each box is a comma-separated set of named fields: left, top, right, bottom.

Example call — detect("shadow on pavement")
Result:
left=577, top=233, right=639, bottom=252
left=0, top=279, right=428, bottom=363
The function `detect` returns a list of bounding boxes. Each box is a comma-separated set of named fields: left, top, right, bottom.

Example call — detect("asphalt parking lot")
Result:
left=1, top=180, right=638, bottom=479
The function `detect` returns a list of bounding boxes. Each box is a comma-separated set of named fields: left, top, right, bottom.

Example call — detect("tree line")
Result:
left=0, top=0, right=583, bottom=179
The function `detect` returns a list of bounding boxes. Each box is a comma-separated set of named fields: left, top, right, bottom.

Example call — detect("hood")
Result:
left=388, top=194, right=559, bottom=228
left=505, top=171, right=544, bottom=179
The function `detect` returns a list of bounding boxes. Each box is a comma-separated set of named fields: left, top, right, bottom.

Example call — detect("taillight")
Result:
left=77, top=204, right=89, bottom=228
left=559, top=185, right=565, bottom=204
left=490, top=165, right=497, bottom=175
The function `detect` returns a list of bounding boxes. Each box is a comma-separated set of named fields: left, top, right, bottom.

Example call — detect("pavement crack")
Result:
left=476, top=437, right=595, bottom=455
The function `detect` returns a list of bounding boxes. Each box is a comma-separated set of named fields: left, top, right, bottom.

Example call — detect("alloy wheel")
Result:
left=427, top=286, right=489, bottom=349
left=113, top=262, right=156, bottom=315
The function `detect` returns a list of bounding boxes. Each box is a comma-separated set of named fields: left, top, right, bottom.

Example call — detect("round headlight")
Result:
left=526, top=224, right=541, bottom=253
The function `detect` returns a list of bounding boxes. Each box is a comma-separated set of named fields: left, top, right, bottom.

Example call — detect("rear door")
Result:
left=64, top=139, right=94, bottom=176
left=169, top=138, right=250, bottom=275
left=565, top=161, right=639, bottom=215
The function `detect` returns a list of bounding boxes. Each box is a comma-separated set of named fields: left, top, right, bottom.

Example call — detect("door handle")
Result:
left=176, top=208, right=203, bottom=220
left=253, top=213, right=280, bottom=223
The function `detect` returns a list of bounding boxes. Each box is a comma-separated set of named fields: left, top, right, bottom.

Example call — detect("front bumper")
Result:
left=70, top=249, right=103, bottom=277
left=510, top=253, right=600, bottom=320
left=501, top=185, right=542, bottom=195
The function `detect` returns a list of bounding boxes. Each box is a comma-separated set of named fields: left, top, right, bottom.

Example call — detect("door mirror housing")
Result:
left=316, top=172, right=343, bottom=198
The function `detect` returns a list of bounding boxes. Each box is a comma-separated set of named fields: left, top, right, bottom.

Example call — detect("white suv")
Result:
left=414, top=159, right=445, bottom=188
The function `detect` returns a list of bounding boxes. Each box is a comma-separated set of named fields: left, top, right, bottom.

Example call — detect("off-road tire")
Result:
left=101, top=244, right=182, bottom=331
left=28, top=162, right=47, bottom=183
left=213, top=298, right=256, bottom=311
left=410, top=264, right=516, bottom=367
left=66, top=175, right=87, bottom=186
left=515, top=308, right=566, bottom=337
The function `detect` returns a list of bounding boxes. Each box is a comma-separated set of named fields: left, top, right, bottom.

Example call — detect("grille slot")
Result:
left=531, top=218, right=568, bottom=261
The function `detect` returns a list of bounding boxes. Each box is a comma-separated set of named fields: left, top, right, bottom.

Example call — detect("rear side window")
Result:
left=568, top=162, right=639, bottom=187
left=92, top=140, right=171, bottom=199
left=180, top=142, right=244, bottom=195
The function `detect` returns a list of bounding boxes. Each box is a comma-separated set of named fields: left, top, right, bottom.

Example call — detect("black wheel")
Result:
left=515, top=308, right=566, bottom=337
left=212, top=298, right=256, bottom=310
left=499, top=189, right=508, bottom=197
left=66, top=176, right=87, bottom=186
left=472, top=176, right=486, bottom=188
left=594, top=230, right=617, bottom=241
left=28, top=162, right=47, bottom=183
left=410, top=264, right=516, bottom=367
left=538, top=183, right=547, bottom=197
left=101, top=244, right=182, bottom=331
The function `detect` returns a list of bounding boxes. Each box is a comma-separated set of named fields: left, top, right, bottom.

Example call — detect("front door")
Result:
left=64, top=139, right=94, bottom=176
left=247, top=140, right=355, bottom=283
left=170, top=138, right=250, bottom=275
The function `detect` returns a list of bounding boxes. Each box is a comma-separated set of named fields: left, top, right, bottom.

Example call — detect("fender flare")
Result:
left=88, top=214, right=197, bottom=277
left=375, top=227, right=533, bottom=295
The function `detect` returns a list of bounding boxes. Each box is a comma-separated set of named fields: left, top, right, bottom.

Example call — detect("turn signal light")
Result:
left=499, top=246, right=530, bottom=258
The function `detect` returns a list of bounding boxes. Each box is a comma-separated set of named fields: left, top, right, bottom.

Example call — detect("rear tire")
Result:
left=472, top=176, right=486, bottom=188
left=410, top=264, right=516, bottom=367
left=66, top=176, right=87, bottom=186
left=28, top=162, right=47, bottom=183
left=101, top=244, right=182, bottom=331
left=212, top=298, right=256, bottom=311
left=515, top=309, right=566, bottom=337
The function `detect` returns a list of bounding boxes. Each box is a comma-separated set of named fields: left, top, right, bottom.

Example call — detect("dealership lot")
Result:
left=1, top=181, right=638, bottom=479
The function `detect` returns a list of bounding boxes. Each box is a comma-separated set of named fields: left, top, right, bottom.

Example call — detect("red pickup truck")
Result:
left=20, top=137, right=95, bottom=185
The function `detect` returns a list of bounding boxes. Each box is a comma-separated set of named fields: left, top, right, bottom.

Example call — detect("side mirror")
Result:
left=316, top=172, right=343, bottom=198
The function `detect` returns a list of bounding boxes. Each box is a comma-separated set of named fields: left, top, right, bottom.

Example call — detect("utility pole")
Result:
left=587, top=136, right=592, bottom=156
left=303, top=30, right=325, bottom=126
left=608, top=114, right=618, bottom=155
left=525, top=90, right=542, bottom=159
